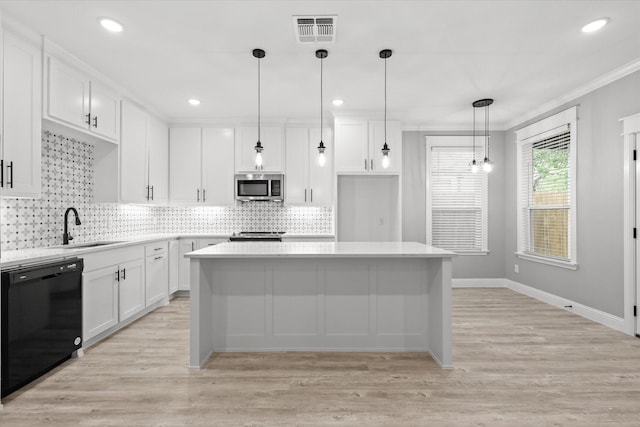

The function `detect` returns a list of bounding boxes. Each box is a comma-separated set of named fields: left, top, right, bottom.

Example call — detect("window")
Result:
left=516, top=107, right=577, bottom=269
left=426, top=136, right=488, bottom=253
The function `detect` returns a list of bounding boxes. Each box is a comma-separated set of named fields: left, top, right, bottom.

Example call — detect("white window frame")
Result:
left=425, top=135, right=489, bottom=254
left=515, top=106, right=578, bottom=269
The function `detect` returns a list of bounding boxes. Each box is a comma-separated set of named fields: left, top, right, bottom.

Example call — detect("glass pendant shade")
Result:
left=317, top=140, right=326, bottom=167
left=254, top=140, right=264, bottom=168
left=470, top=159, right=480, bottom=173
left=381, top=142, right=391, bottom=169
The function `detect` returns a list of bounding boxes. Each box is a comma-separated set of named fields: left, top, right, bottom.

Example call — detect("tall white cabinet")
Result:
left=1, top=30, right=42, bottom=198
left=169, top=127, right=235, bottom=205
left=285, top=127, right=333, bottom=206
left=120, top=100, right=168, bottom=204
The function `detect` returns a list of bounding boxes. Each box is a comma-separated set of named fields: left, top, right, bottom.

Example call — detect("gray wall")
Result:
left=402, top=130, right=506, bottom=279
left=504, top=70, right=640, bottom=317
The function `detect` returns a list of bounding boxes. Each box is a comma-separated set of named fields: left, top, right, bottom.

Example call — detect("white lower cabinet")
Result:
left=82, top=245, right=146, bottom=343
left=118, top=258, right=145, bottom=322
left=178, top=238, right=228, bottom=290
left=168, top=239, right=179, bottom=294
left=83, top=265, right=119, bottom=340
left=145, top=241, right=168, bottom=306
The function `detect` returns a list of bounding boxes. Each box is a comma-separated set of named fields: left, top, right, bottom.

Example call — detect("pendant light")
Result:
left=316, top=49, right=328, bottom=167
left=469, top=104, right=480, bottom=173
left=472, top=98, right=494, bottom=173
left=380, top=49, right=392, bottom=169
left=253, top=48, right=265, bottom=169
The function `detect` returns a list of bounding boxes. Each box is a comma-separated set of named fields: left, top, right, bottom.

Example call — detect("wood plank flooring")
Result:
left=2, top=288, right=640, bottom=426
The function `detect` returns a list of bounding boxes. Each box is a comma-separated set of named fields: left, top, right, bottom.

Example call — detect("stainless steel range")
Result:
left=228, top=232, right=284, bottom=242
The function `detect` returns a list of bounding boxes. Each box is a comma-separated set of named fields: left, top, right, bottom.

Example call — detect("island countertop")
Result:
left=185, top=241, right=456, bottom=259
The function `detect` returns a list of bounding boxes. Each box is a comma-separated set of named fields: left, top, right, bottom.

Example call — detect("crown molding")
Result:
left=504, top=58, right=640, bottom=130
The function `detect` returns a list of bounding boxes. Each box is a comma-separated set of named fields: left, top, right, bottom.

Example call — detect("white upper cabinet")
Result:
left=120, top=100, right=148, bottom=203
left=147, top=116, right=169, bottom=204
left=285, top=127, right=333, bottom=206
left=120, top=100, right=169, bottom=204
left=202, top=128, right=235, bottom=206
left=334, top=118, right=401, bottom=174
left=45, top=55, right=120, bottom=143
left=1, top=30, right=42, bottom=198
left=236, top=126, right=283, bottom=172
left=169, top=127, right=235, bottom=205
left=169, top=128, right=202, bottom=204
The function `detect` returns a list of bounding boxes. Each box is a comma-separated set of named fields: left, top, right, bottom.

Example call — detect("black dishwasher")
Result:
left=1, top=258, right=83, bottom=398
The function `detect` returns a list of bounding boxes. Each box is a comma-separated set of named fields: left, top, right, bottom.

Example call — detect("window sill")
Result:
left=455, top=250, right=489, bottom=256
left=515, top=252, right=577, bottom=270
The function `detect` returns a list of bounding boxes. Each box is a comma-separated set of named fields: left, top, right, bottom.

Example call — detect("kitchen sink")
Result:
left=47, top=241, right=126, bottom=249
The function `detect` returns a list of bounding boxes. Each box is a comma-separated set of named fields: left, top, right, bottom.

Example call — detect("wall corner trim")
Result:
left=453, top=278, right=627, bottom=335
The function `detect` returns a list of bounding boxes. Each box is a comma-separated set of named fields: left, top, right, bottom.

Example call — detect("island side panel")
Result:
left=426, top=257, right=453, bottom=368
left=189, top=258, right=215, bottom=369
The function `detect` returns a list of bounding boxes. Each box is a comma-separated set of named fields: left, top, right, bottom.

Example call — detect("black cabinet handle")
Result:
left=202, top=188, right=205, bottom=202
left=85, top=113, right=91, bottom=125
left=1, top=159, right=3, bottom=187
left=371, top=159, right=374, bottom=170
left=154, top=256, right=164, bottom=261
left=311, top=188, right=313, bottom=202
left=116, top=269, right=120, bottom=282
left=7, top=161, right=13, bottom=188
left=197, top=189, right=200, bottom=202
left=122, top=268, right=126, bottom=280
left=364, top=158, right=367, bottom=170
left=304, top=189, right=307, bottom=202
left=150, top=185, right=154, bottom=200
left=93, top=116, right=98, bottom=128
left=191, top=242, right=195, bottom=251
left=146, top=185, right=150, bottom=200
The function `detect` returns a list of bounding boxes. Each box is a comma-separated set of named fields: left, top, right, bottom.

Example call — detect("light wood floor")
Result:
left=2, top=288, right=640, bottom=426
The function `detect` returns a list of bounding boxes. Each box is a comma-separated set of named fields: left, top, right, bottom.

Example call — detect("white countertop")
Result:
left=0, top=233, right=336, bottom=268
left=185, top=241, right=456, bottom=259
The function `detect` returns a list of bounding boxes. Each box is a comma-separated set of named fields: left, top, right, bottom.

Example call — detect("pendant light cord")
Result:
left=257, top=55, right=261, bottom=143
left=472, top=106, right=476, bottom=162
left=485, top=103, right=490, bottom=159
left=384, top=55, right=387, bottom=144
left=320, top=55, right=323, bottom=142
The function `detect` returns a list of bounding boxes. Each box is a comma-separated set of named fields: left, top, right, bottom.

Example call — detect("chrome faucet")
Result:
left=63, top=207, right=82, bottom=245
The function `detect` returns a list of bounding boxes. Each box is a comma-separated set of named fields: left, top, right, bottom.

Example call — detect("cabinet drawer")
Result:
left=145, top=241, right=168, bottom=257
left=82, top=245, right=145, bottom=272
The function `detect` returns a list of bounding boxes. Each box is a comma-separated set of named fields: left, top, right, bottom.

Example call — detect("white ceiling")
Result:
left=1, top=0, right=639, bottom=129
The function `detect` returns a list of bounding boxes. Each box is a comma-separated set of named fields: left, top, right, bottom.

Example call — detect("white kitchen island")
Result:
left=186, top=241, right=456, bottom=369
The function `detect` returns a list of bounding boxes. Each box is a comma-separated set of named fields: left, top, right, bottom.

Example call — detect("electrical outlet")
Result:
left=514, top=264, right=519, bottom=273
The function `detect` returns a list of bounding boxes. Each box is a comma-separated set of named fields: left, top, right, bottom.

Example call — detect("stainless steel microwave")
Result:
left=235, top=173, right=284, bottom=202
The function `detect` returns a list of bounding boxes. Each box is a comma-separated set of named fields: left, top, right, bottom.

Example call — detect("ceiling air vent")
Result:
left=293, top=15, right=337, bottom=43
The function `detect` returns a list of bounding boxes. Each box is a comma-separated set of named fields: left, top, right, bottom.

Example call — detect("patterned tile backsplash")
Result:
left=0, top=127, right=334, bottom=251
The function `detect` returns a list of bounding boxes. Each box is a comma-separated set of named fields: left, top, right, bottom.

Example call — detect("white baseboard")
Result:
left=452, top=278, right=507, bottom=288
left=453, top=277, right=627, bottom=334
left=503, top=279, right=627, bottom=334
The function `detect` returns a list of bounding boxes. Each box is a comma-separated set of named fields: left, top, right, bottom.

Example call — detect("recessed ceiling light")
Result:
left=188, top=98, right=201, bottom=106
left=98, top=17, right=123, bottom=33
left=581, top=18, right=609, bottom=33
left=332, top=98, right=344, bottom=106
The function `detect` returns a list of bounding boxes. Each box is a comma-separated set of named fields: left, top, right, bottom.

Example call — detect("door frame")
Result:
left=621, top=113, right=640, bottom=336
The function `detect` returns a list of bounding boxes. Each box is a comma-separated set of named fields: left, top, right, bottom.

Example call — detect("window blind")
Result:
left=521, top=130, right=571, bottom=260
left=430, top=146, right=486, bottom=251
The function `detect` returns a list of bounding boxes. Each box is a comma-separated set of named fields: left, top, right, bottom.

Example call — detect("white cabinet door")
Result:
left=148, top=116, right=169, bottom=204
left=169, top=128, right=202, bottom=204
left=202, top=128, right=235, bottom=206
left=89, top=81, right=119, bottom=141
left=83, top=266, right=119, bottom=341
left=46, top=56, right=89, bottom=129
left=285, top=127, right=309, bottom=205
left=1, top=31, right=41, bottom=198
left=369, top=120, right=401, bottom=173
left=146, top=253, right=168, bottom=306
left=168, top=239, right=180, bottom=294
left=178, top=239, right=197, bottom=291
left=308, top=127, right=333, bottom=206
left=237, top=126, right=283, bottom=172
left=118, top=258, right=145, bottom=322
left=335, top=119, right=368, bottom=172
left=120, top=100, right=148, bottom=203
